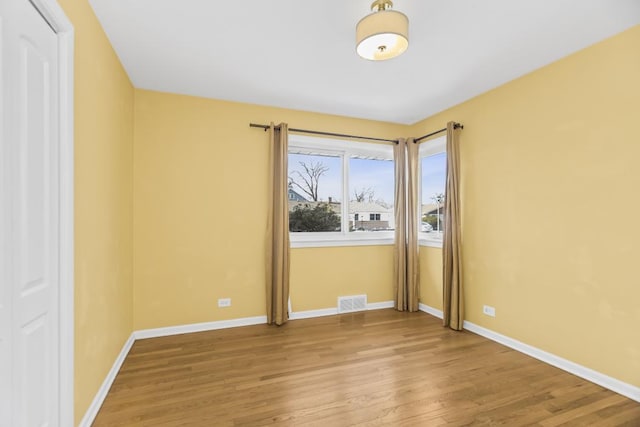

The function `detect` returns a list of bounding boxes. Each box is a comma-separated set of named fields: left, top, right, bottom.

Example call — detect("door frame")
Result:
left=26, top=0, right=74, bottom=424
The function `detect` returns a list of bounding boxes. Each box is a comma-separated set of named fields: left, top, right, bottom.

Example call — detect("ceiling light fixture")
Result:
left=356, top=0, right=409, bottom=61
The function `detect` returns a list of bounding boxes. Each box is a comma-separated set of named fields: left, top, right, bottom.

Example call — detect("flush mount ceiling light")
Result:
left=356, top=0, right=409, bottom=61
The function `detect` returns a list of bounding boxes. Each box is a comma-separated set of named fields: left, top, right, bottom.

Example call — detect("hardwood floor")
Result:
left=93, top=310, right=640, bottom=426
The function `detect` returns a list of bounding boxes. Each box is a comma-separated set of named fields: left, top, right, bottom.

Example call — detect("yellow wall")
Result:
left=57, top=0, right=134, bottom=423
left=291, top=246, right=394, bottom=312
left=411, top=25, right=640, bottom=387
left=133, top=90, right=405, bottom=330
left=419, top=247, right=443, bottom=311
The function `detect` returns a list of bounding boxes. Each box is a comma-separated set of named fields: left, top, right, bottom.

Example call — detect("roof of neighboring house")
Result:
left=287, top=188, right=308, bottom=202
left=349, top=201, right=392, bottom=213
left=422, top=204, right=445, bottom=215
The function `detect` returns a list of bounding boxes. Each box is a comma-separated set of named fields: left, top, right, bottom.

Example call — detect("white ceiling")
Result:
left=88, top=0, right=639, bottom=125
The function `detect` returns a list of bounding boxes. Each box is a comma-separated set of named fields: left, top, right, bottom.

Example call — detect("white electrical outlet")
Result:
left=218, top=298, right=231, bottom=308
left=483, top=305, right=496, bottom=317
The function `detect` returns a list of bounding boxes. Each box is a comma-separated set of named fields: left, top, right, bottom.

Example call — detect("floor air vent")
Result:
left=338, top=295, right=367, bottom=314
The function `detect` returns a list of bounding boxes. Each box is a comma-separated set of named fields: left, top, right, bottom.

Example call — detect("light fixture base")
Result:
left=371, top=0, right=393, bottom=12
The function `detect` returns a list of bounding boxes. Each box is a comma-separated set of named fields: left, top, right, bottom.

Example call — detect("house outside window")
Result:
left=288, top=187, right=309, bottom=202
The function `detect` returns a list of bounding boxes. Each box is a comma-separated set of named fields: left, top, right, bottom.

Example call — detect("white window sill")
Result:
left=419, top=234, right=443, bottom=248
left=290, top=232, right=394, bottom=248
left=289, top=233, right=444, bottom=249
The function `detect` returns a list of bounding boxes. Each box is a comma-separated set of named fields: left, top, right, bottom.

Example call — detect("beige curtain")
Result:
left=266, top=122, right=290, bottom=325
left=406, top=138, right=420, bottom=311
left=443, top=121, right=463, bottom=330
left=393, top=138, right=420, bottom=312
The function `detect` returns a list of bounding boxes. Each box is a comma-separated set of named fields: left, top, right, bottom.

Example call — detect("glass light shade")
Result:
left=356, top=10, right=409, bottom=61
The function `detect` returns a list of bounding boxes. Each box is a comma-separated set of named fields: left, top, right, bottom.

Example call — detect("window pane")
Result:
left=288, top=153, right=342, bottom=232
left=349, top=158, right=394, bottom=232
left=421, top=152, right=446, bottom=237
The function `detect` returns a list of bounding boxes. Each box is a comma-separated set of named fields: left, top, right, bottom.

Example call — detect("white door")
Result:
left=1, top=0, right=60, bottom=425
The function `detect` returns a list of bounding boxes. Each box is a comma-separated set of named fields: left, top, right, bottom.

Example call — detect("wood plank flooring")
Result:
left=92, top=310, right=640, bottom=426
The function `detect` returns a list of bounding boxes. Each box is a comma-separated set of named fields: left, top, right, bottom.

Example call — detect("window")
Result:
left=288, top=135, right=394, bottom=247
left=288, top=153, right=341, bottom=232
left=419, top=136, right=446, bottom=247
left=349, top=156, right=394, bottom=233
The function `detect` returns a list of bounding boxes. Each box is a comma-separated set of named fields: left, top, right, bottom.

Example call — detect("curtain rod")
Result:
left=249, top=123, right=399, bottom=144
left=414, top=122, right=464, bottom=143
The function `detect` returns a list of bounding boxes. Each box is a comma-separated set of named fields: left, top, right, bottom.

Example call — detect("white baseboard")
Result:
left=463, top=320, right=640, bottom=403
left=289, top=307, right=337, bottom=320
left=418, top=303, right=639, bottom=403
left=134, top=315, right=268, bottom=340
left=78, top=333, right=135, bottom=427
left=419, top=302, right=443, bottom=319
left=367, top=300, right=395, bottom=310
left=133, top=304, right=396, bottom=338
left=290, top=300, right=394, bottom=320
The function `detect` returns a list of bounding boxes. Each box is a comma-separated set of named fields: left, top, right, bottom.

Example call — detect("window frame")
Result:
left=288, top=135, right=395, bottom=248
left=418, top=135, right=447, bottom=248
